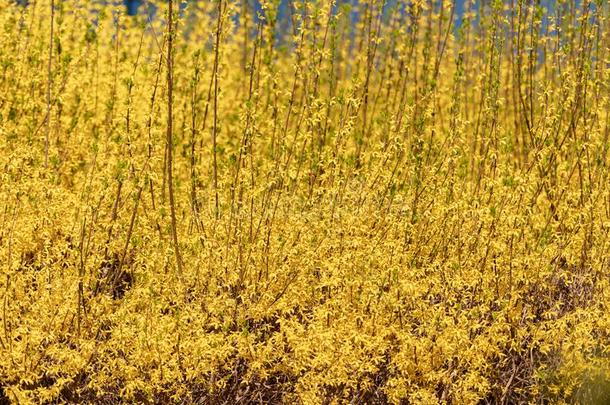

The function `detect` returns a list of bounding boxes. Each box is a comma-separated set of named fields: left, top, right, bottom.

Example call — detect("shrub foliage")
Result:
left=1, top=0, right=610, bottom=403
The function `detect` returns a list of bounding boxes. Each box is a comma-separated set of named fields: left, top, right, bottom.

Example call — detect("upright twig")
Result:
left=167, top=0, right=184, bottom=281
left=211, top=0, right=224, bottom=220
left=45, top=0, right=55, bottom=169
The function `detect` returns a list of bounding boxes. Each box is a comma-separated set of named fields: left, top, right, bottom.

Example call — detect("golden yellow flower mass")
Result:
left=1, top=0, right=609, bottom=403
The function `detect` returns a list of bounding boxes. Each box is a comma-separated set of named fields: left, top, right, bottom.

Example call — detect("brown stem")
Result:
left=167, top=0, right=184, bottom=281
left=212, top=0, right=224, bottom=219
left=45, top=0, right=54, bottom=169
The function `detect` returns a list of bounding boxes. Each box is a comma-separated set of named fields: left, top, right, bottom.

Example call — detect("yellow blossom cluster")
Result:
left=1, top=0, right=609, bottom=403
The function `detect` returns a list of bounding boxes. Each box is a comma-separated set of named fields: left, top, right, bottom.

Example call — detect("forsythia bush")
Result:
left=1, top=0, right=610, bottom=403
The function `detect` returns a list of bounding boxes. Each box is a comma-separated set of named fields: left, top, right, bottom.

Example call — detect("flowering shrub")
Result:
left=1, top=0, right=609, bottom=403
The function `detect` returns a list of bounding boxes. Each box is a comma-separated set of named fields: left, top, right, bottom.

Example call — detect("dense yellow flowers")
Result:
left=1, top=0, right=610, bottom=403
